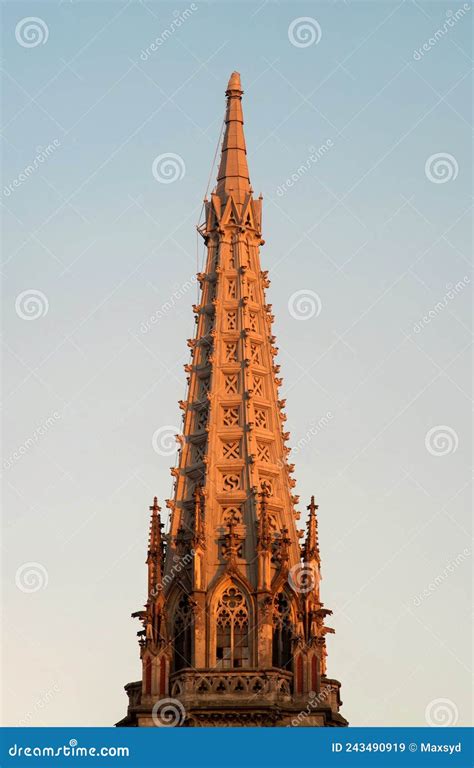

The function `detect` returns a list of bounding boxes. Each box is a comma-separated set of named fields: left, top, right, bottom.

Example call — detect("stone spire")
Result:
left=117, top=73, right=347, bottom=728
left=304, top=495, right=320, bottom=568
left=146, top=496, right=164, bottom=598
left=215, top=71, right=251, bottom=207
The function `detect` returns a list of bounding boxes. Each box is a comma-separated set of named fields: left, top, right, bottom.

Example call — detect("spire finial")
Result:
left=147, top=496, right=165, bottom=598
left=304, top=495, right=320, bottom=565
left=226, top=71, right=242, bottom=95
left=216, top=71, right=251, bottom=206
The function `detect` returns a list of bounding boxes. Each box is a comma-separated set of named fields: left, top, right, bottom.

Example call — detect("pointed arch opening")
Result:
left=272, top=592, right=294, bottom=672
left=215, top=585, right=250, bottom=669
left=172, top=593, right=192, bottom=672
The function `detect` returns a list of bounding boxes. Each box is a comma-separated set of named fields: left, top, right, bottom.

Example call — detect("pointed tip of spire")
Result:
left=216, top=70, right=250, bottom=206
left=227, top=71, right=242, bottom=94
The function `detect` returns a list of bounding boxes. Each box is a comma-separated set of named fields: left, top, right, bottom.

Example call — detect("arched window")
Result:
left=272, top=593, right=293, bottom=671
left=216, top=586, right=249, bottom=669
left=144, top=656, right=152, bottom=694
left=173, top=594, right=192, bottom=672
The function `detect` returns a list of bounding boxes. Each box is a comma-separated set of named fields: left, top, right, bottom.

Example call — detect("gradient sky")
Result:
left=1, top=0, right=472, bottom=727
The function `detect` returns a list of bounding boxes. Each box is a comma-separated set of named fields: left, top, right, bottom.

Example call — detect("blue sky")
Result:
left=1, top=0, right=472, bottom=727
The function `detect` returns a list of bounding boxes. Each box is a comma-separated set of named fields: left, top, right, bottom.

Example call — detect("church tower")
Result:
left=117, top=72, right=347, bottom=728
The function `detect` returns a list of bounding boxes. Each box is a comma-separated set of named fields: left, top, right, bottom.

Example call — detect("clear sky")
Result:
left=1, top=0, right=472, bottom=727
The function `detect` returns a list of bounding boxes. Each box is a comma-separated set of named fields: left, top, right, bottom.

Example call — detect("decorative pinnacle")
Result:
left=304, top=495, right=320, bottom=565
left=147, top=497, right=165, bottom=598
left=148, top=497, right=164, bottom=555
